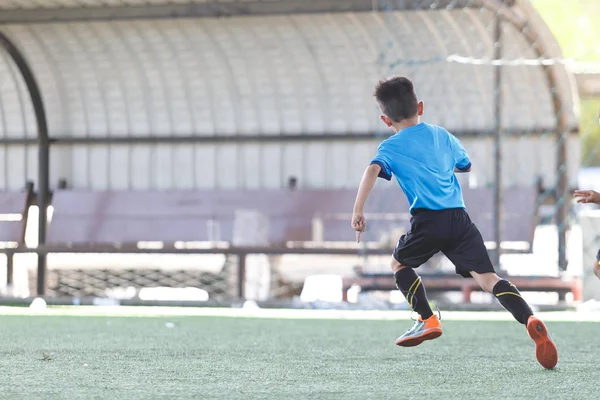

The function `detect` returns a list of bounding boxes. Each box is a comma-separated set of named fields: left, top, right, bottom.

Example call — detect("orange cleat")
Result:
left=526, top=316, right=558, bottom=369
left=395, top=314, right=442, bottom=347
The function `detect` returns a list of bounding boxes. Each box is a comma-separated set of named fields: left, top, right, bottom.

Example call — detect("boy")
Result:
left=351, top=76, right=558, bottom=369
left=573, top=189, right=600, bottom=279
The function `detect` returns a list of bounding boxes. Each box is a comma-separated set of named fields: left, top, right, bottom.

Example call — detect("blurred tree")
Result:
left=580, top=97, right=600, bottom=166
left=531, top=0, right=600, bottom=166
left=531, top=0, right=599, bottom=63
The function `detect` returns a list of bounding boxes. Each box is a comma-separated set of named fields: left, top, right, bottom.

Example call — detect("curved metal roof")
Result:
left=0, top=6, right=578, bottom=140
left=0, top=0, right=470, bottom=14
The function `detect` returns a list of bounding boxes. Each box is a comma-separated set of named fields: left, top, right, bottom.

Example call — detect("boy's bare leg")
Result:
left=393, top=258, right=442, bottom=347
left=470, top=271, right=558, bottom=369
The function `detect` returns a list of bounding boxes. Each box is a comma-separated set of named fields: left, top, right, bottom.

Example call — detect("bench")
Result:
left=47, top=187, right=537, bottom=246
left=463, top=187, right=538, bottom=248
left=0, top=191, right=29, bottom=244
left=0, top=191, right=31, bottom=287
left=43, top=188, right=545, bottom=300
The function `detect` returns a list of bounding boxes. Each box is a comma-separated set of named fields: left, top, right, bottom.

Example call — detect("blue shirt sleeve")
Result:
left=370, top=144, right=393, bottom=181
left=449, top=133, right=471, bottom=171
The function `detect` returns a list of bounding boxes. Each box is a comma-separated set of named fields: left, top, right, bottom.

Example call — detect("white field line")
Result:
left=0, top=306, right=600, bottom=322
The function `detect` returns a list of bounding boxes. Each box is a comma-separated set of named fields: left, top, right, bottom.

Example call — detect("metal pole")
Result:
left=557, top=125, right=568, bottom=271
left=6, top=251, right=13, bottom=286
left=238, top=253, right=246, bottom=299
left=37, top=146, right=50, bottom=295
left=493, top=15, right=503, bottom=270
left=0, top=31, right=50, bottom=296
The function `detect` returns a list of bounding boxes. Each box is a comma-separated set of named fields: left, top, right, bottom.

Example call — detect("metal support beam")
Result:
left=492, top=15, right=503, bottom=270
left=2, top=244, right=396, bottom=256
left=0, top=129, right=578, bottom=147
left=0, top=0, right=476, bottom=24
left=238, top=253, right=246, bottom=300
left=556, top=125, right=569, bottom=271
left=6, top=250, right=13, bottom=287
left=0, top=31, right=50, bottom=296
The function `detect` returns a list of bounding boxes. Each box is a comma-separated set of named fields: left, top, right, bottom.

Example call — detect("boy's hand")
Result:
left=595, top=263, right=600, bottom=280
left=351, top=213, right=366, bottom=243
left=352, top=164, right=380, bottom=243
left=574, top=189, right=600, bottom=204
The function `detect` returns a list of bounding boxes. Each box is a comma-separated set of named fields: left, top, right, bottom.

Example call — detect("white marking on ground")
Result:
left=0, top=306, right=599, bottom=322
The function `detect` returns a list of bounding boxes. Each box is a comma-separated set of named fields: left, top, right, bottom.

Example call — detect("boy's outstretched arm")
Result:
left=352, top=164, right=381, bottom=243
left=574, top=189, right=600, bottom=204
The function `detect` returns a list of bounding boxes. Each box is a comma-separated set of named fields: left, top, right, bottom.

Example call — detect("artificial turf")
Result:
left=0, top=311, right=597, bottom=399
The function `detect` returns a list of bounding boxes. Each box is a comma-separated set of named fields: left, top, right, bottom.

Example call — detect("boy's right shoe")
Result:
left=395, top=314, right=442, bottom=347
left=526, top=315, right=558, bottom=369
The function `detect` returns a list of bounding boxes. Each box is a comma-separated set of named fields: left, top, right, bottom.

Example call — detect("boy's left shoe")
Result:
left=395, top=314, right=442, bottom=347
left=526, top=315, right=558, bottom=369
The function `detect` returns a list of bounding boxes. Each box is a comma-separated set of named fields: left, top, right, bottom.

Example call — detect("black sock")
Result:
left=394, top=268, right=433, bottom=320
left=492, top=280, right=533, bottom=325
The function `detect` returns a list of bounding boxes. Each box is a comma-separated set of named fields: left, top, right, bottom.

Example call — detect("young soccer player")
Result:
left=573, top=189, right=600, bottom=279
left=351, top=76, right=558, bottom=369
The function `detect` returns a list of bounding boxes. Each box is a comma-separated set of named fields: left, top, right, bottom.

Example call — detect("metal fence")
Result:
left=0, top=0, right=597, bottom=305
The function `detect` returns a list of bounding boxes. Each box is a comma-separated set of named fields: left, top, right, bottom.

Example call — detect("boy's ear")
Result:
left=380, top=115, right=394, bottom=127
left=417, top=101, right=424, bottom=116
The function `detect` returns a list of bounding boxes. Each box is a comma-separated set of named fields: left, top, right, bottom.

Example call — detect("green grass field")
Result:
left=0, top=308, right=598, bottom=399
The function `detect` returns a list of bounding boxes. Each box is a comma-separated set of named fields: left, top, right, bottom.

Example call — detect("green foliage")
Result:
left=531, top=1, right=600, bottom=166
left=580, top=97, right=600, bottom=166
left=530, top=0, right=600, bottom=62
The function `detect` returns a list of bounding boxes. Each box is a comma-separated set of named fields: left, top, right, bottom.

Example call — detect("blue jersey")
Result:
left=370, top=122, right=471, bottom=214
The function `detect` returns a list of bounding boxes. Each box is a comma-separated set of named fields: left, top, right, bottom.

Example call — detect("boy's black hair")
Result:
left=374, top=77, right=419, bottom=123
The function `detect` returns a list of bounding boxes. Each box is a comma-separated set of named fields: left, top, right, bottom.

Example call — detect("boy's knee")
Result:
left=391, top=258, right=408, bottom=274
left=470, top=271, right=502, bottom=293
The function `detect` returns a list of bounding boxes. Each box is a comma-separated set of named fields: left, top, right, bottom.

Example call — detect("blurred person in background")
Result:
left=573, top=189, right=600, bottom=279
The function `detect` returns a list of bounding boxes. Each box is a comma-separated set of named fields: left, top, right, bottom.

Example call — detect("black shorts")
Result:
left=393, top=208, right=495, bottom=278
